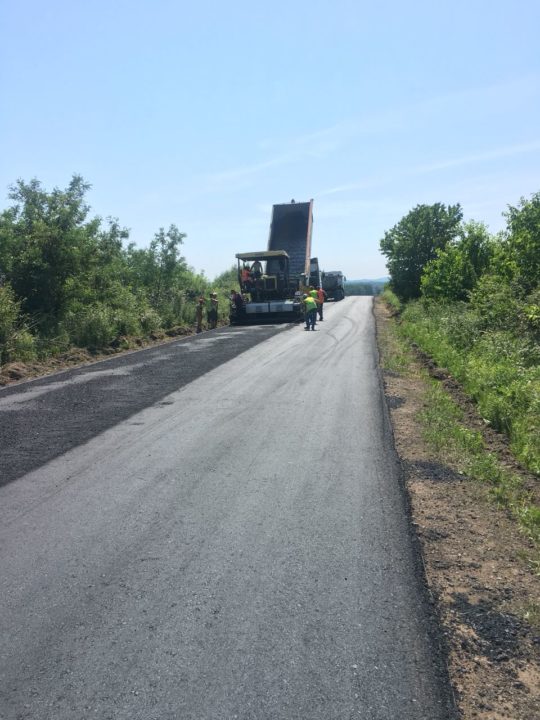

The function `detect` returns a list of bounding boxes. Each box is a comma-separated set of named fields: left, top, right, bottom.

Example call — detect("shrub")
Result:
left=381, top=288, right=401, bottom=312
left=11, top=329, right=37, bottom=361
left=0, top=284, right=36, bottom=363
left=62, top=305, right=115, bottom=350
left=139, top=308, right=162, bottom=334
left=398, top=299, right=540, bottom=474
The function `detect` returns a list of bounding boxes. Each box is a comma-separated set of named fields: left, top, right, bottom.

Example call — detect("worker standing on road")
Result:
left=316, top=286, right=326, bottom=321
left=303, top=293, right=318, bottom=331
left=196, top=297, right=205, bottom=333
left=207, top=292, right=219, bottom=329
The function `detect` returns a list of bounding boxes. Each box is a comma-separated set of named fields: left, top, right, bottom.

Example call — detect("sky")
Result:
left=1, top=0, right=539, bottom=281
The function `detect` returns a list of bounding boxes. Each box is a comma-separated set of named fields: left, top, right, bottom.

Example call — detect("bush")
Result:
left=381, top=288, right=401, bottom=312
left=469, top=274, right=522, bottom=332
left=139, top=308, right=162, bottom=334
left=0, top=284, right=36, bottom=364
left=112, top=308, right=142, bottom=338
left=11, top=329, right=37, bottom=361
left=398, top=299, right=540, bottom=474
left=62, top=305, right=115, bottom=350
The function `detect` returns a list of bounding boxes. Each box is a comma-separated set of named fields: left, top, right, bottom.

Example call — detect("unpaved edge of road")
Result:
left=0, top=326, right=197, bottom=387
left=374, top=297, right=540, bottom=720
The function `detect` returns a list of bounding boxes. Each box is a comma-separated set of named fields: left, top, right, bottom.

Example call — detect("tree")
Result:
left=0, top=176, right=98, bottom=328
left=213, top=265, right=238, bottom=289
left=380, top=203, right=463, bottom=300
left=501, top=191, right=540, bottom=293
left=421, top=221, right=493, bottom=301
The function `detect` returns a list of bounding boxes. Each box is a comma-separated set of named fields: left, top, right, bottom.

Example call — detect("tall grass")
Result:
left=420, top=381, right=540, bottom=545
left=398, top=299, right=540, bottom=475
left=380, top=292, right=540, bottom=547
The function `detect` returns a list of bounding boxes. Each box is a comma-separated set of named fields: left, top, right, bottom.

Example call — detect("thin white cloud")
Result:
left=189, top=74, right=540, bottom=198
left=414, top=140, right=540, bottom=173
left=316, top=139, right=540, bottom=198
left=204, top=122, right=352, bottom=188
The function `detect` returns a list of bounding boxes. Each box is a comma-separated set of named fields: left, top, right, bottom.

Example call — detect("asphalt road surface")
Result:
left=0, top=298, right=455, bottom=720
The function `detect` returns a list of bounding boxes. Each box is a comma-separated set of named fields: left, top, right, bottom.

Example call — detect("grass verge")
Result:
left=379, top=290, right=540, bottom=553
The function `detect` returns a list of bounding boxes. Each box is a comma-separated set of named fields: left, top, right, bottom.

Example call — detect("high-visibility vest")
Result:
left=304, top=296, right=317, bottom=312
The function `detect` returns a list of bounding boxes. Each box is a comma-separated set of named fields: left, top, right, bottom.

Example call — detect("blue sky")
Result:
left=1, top=0, right=539, bottom=280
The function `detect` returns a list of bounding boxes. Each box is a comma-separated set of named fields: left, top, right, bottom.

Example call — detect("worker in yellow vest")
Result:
left=303, top=293, right=318, bottom=331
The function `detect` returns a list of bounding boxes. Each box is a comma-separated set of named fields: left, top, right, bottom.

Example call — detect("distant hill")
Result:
left=344, top=277, right=388, bottom=296
left=346, top=277, right=388, bottom=284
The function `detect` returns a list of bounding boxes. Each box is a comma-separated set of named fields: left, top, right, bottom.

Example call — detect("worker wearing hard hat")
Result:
left=303, top=293, right=318, bottom=331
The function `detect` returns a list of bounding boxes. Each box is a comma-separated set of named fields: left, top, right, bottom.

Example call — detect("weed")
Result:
left=380, top=296, right=540, bottom=551
left=398, top=300, right=540, bottom=474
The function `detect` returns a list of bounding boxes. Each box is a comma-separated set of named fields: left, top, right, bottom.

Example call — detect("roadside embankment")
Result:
left=375, top=297, right=540, bottom=720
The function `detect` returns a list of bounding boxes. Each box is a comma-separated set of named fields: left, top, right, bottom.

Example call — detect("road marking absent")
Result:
left=0, top=367, right=133, bottom=410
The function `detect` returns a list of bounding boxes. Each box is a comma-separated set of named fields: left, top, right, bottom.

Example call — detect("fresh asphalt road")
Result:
left=0, top=298, right=454, bottom=720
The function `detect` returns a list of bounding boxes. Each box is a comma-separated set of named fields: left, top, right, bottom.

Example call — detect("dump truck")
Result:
left=322, top=270, right=346, bottom=301
left=230, top=200, right=315, bottom=324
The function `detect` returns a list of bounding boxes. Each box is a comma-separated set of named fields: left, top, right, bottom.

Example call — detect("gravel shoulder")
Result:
left=374, top=298, right=540, bottom=720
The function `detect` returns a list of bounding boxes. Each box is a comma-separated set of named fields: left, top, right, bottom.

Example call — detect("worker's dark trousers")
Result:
left=306, top=309, right=317, bottom=330
left=318, top=304, right=323, bottom=320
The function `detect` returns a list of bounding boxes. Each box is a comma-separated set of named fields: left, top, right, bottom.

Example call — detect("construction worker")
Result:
left=303, top=293, right=318, bottom=331
left=241, top=263, right=251, bottom=289
left=230, top=288, right=244, bottom=315
left=316, top=286, right=327, bottom=321
left=196, top=296, right=205, bottom=333
left=251, top=260, right=263, bottom=280
left=207, top=292, right=218, bottom=329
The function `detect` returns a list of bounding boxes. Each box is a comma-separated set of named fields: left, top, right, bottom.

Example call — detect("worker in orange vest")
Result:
left=316, top=286, right=327, bottom=321
left=241, top=264, right=251, bottom=289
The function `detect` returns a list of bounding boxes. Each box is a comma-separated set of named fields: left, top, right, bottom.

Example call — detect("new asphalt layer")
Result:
left=0, top=298, right=456, bottom=719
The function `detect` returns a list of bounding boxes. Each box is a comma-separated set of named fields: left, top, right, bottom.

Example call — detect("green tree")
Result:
left=380, top=203, right=463, bottom=300
left=213, top=265, right=239, bottom=290
left=500, top=191, right=540, bottom=293
left=421, top=221, right=493, bottom=301
left=0, top=176, right=98, bottom=328
left=0, top=284, right=21, bottom=363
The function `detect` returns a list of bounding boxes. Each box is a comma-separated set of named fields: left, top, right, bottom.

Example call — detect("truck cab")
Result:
left=322, top=271, right=346, bottom=301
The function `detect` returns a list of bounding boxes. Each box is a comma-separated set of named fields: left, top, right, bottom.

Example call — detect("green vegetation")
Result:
left=380, top=192, right=539, bottom=546
left=380, top=290, right=540, bottom=549
left=420, top=379, right=539, bottom=545
left=0, top=176, right=236, bottom=364
left=398, top=300, right=539, bottom=474
left=380, top=202, right=463, bottom=300
left=380, top=193, right=540, bottom=477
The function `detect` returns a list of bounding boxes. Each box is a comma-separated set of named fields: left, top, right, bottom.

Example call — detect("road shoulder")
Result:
left=374, top=298, right=540, bottom=720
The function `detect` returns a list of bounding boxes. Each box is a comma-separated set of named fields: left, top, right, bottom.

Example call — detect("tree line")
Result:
left=0, top=176, right=234, bottom=365
left=344, top=280, right=385, bottom=296
left=379, top=194, right=540, bottom=475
